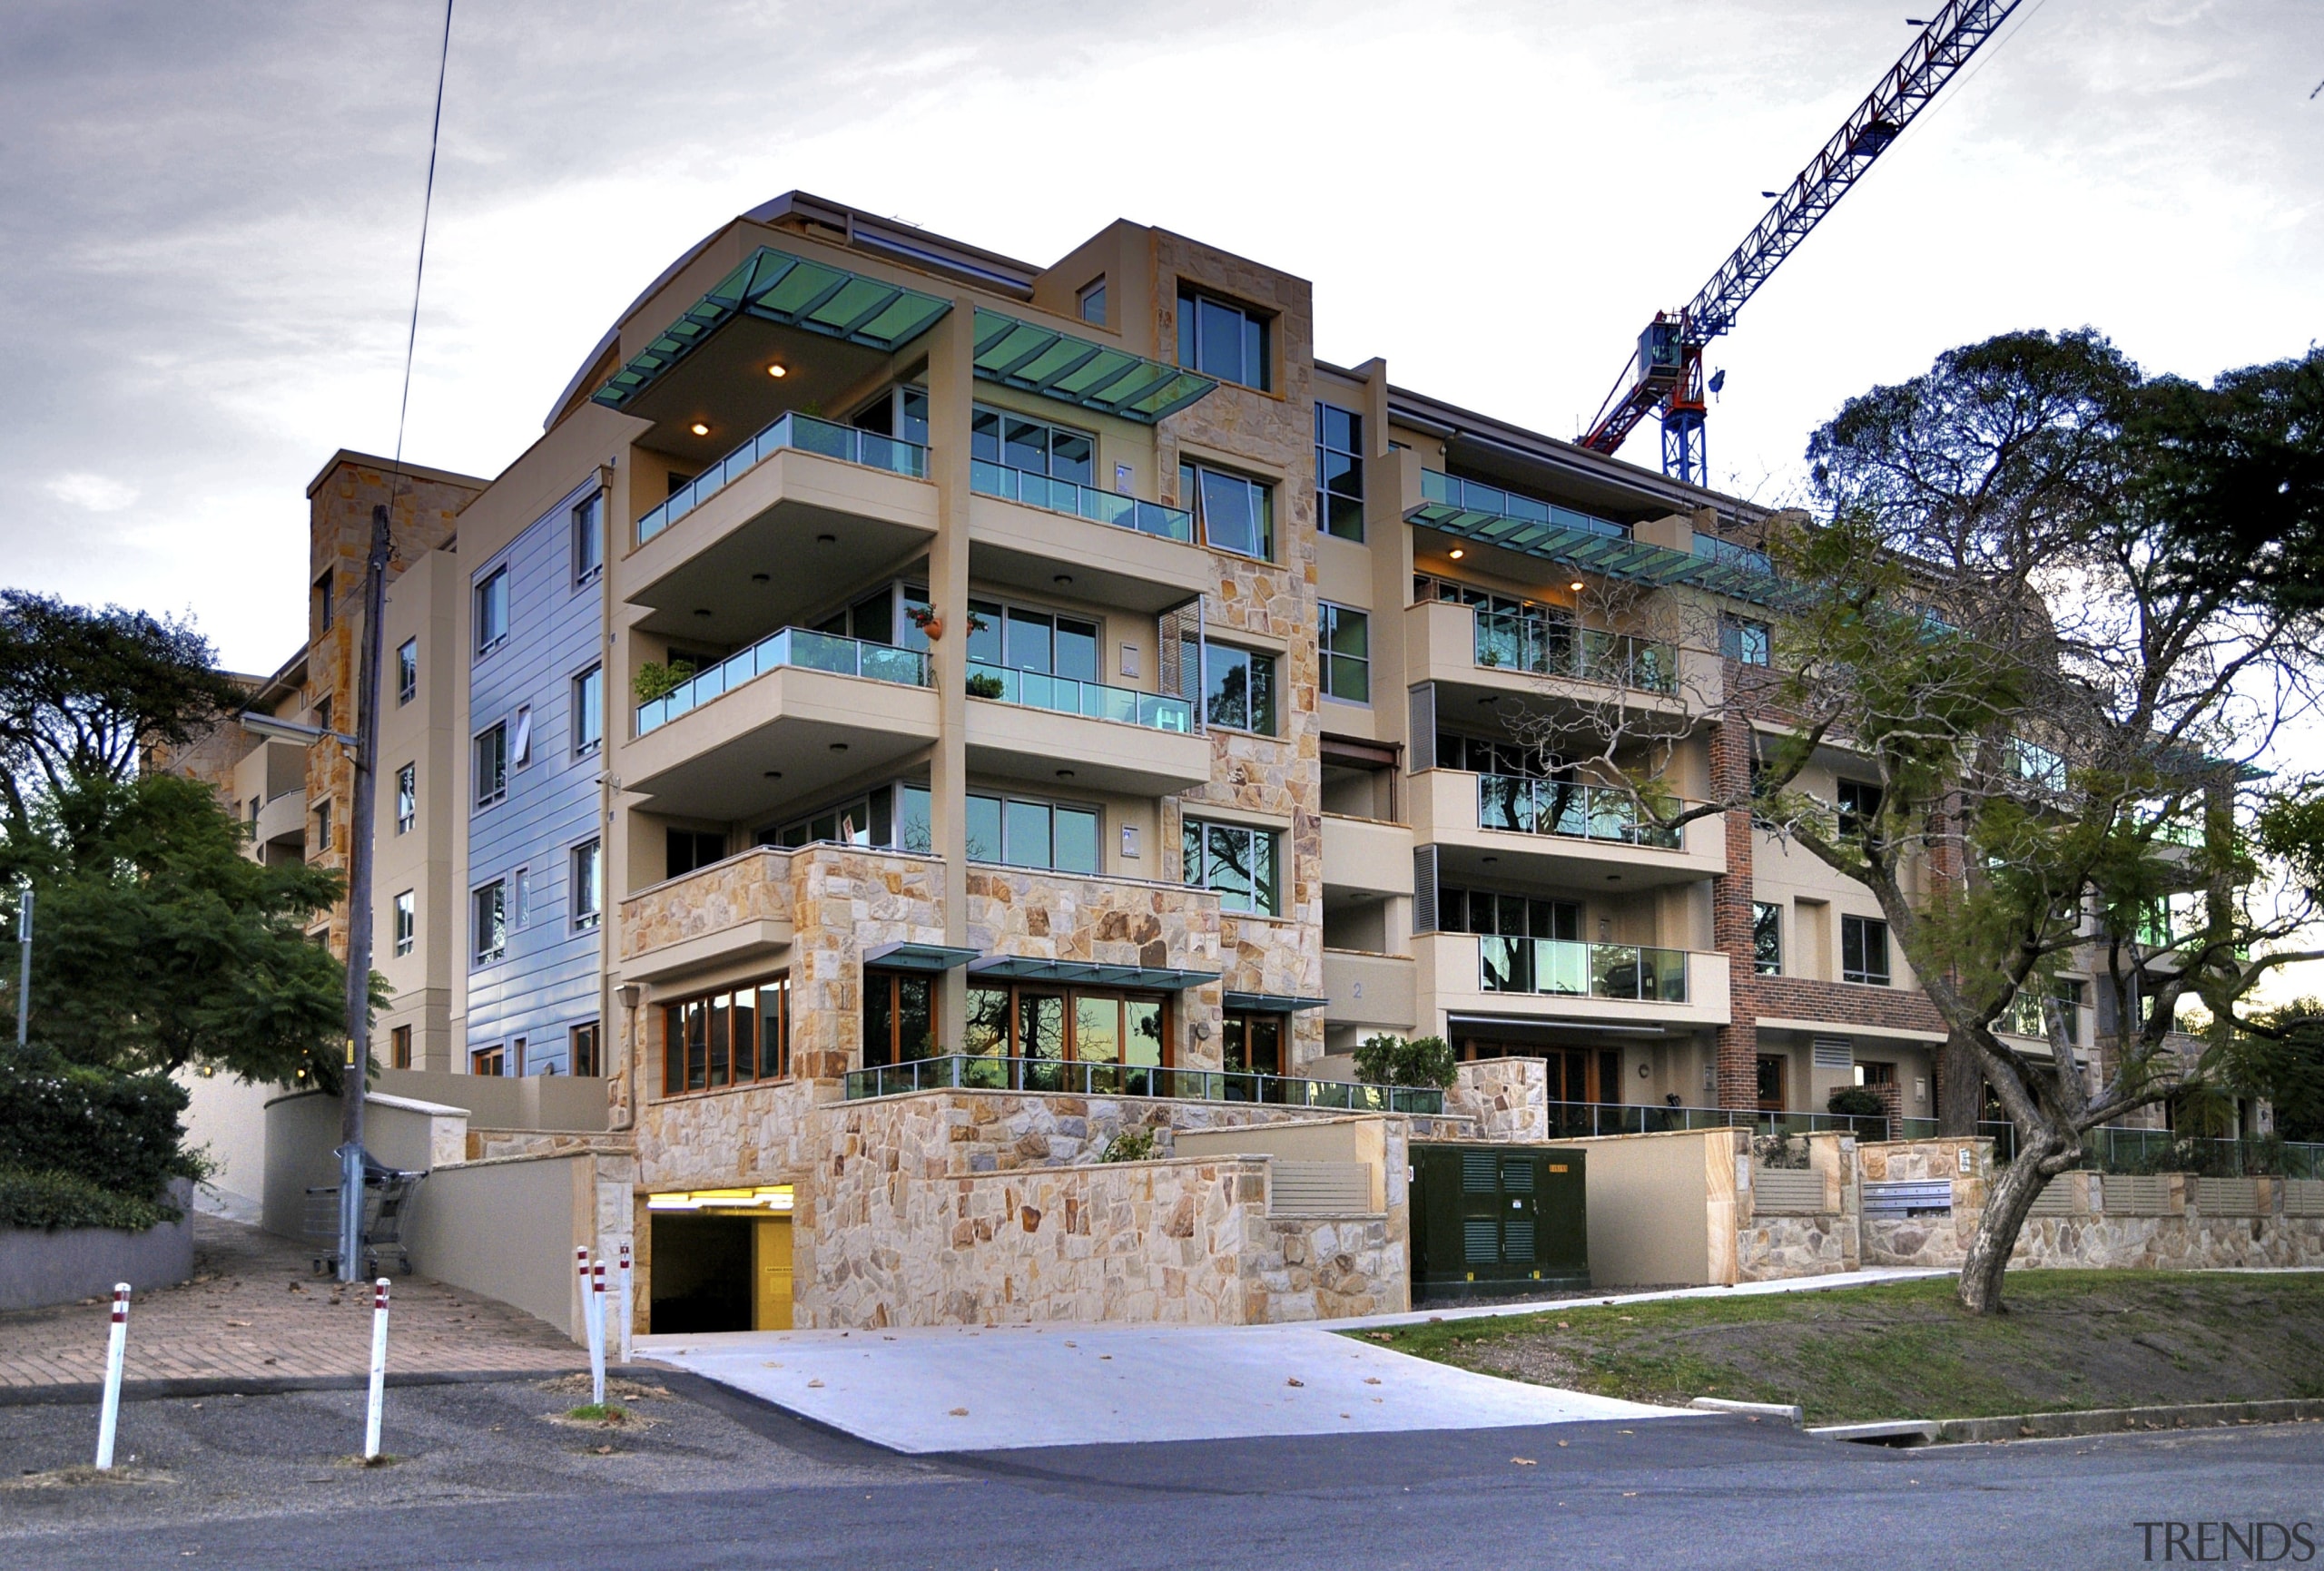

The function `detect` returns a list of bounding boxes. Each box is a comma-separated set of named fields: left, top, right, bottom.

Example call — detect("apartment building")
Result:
left=162, top=191, right=2130, bottom=1327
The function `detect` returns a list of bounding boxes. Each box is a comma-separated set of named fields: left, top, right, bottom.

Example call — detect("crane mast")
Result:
left=1579, top=0, right=2023, bottom=486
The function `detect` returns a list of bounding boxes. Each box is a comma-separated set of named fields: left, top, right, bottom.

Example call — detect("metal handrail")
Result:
left=969, top=458, right=1194, bottom=544
left=1539, top=1099, right=1891, bottom=1142
left=635, top=411, right=929, bottom=545
left=1475, top=774, right=1686, bottom=849
left=635, top=627, right=929, bottom=735
left=1420, top=470, right=1629, bottom=541
left=842, top=1053, right=1443, bottom=1114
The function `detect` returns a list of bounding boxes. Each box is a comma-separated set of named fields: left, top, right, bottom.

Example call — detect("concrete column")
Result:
left=1709, top=707, right=1758, bottom=1109
left=925, top=300, right=976, bottom=1046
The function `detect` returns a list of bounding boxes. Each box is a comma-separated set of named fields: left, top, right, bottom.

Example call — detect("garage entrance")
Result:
left=648, top=1193, right=795, bottom=1332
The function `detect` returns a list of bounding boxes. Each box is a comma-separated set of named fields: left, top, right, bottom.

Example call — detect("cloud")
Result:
left=44, top=472, right=138, bottom=512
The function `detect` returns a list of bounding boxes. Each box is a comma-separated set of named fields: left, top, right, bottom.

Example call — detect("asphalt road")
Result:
left=3, top=1377, right=2319, bottom=1569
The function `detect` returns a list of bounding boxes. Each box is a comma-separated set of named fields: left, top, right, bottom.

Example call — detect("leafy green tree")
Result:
left=4, top=771, right=363, bottom=1088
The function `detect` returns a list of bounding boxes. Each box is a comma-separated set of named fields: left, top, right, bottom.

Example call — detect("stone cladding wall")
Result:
left=1446, top=1059, right=1550, bottom=1142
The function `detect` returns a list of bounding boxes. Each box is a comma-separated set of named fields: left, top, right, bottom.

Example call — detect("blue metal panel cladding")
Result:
left=466, top=479, right=605, bottom=1074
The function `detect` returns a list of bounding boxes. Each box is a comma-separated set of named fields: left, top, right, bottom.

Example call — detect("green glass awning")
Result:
left=967, top=957, right=1221, bottom=991
left=1410, top=470, right=1782, bottom=605
left=592, top=247, right=953, bottom=411
left=863, top=942, right=983, bottom=972
left=971, top=309, right=1215, bottom=423
left=1223, top=991, right=1331, bottom=1013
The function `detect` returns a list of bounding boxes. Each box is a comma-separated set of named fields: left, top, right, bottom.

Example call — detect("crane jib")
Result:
left=1580, top=0, right=2024, bottom=471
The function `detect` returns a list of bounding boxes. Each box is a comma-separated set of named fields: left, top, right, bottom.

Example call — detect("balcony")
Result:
left=624, top=413, right=938, bottom=650
left=964, top=661, right=1211, bottom=797
left=1404, top=600, right=1710, bottom=717
left=618, top=846, right=798, bottom=985
left=1321, top=814, right=1412, bottom=897
left=1408, top=469, right=1778, bottom=603
left=842, top=1053, right=1443, bottom=1114
left=625, top=632, right=940, bottom=820
left=968, top=461, right=1212, bottom=614
left=1416, top=932, right=1730, bottom=1028
left=1411, top=770, right=1726, bottom=887
left=1474, top=612, right=1676, bottom=693
left=638, top=627, right=927, bottom=735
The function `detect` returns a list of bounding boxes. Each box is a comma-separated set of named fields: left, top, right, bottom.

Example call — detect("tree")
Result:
left=1, top=771, right=362, bottom=1088
left=0, top=591, right=246, bottom=843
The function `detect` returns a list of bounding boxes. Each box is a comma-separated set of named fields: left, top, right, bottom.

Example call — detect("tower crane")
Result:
left=1579, top=0, right=2023, bottom=486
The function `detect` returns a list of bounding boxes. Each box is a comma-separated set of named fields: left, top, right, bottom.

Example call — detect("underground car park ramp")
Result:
left=639, top=1320, right=1675, bottom=1454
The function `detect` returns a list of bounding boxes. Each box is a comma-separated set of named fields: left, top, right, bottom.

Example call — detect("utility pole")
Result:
left=336, top=504, right=393, bottom=1283
left=14, top=882, right=30, bottom=1047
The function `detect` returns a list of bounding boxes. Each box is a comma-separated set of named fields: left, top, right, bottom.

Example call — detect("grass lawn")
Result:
left=1351, top=1272, right=2324, bottom=1426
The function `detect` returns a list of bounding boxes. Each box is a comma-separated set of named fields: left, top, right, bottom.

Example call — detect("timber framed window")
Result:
left=660, top=974, right=792, bottom=1095
left=1841, top=914, right=1891, bottom=987
left=861, top=970, right=938, bottom=1070
left=962, top=981, right=1169, bottom=1091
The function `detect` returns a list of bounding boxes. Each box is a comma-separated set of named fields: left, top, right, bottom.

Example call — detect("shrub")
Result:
left=1353, top=1035, right=1458, bottom=1089
left=0, top=1054, right=195, bottom=1199
left=1826, top=1085, right=1886, bottom=1119
left=632, top=660, right=697, bottom=703
left=1098, top=1125, right=1159, bottom=1163
left=0, top=1168, right=177, bottom=1232
left=966, top=673, right=1007, bottom=700
left=1754, top=1134, right=1811, bottom=1170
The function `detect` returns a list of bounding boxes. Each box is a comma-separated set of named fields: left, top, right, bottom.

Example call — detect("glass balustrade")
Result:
left=842, top=1053, right=1442, bottom=1113
left=969, top=458, right=1194, bottom=544
left=1474, top=775, right=1684, bottom=849
left=1420, top=470, right=1630, bottom=541
left=635, top=628, right=929, bottom=735
left=1476, top=936, right=1689, bottom=1002
left=965, top=659, right=1193, bottom=733
left=1472, top=612, right=1677, bottom=692
left=635, top=412, right=929, bottom=546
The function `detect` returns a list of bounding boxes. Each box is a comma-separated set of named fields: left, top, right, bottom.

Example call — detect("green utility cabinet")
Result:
left=1411, top=1144, right=1589, bottom=1302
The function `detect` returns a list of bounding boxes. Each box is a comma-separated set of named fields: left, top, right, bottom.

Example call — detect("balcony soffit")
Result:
left=1407, top=506, right=1781, bottom=606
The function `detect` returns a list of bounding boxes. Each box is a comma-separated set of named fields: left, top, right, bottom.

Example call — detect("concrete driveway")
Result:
left=639, top=1320, right=1672, bottom=1453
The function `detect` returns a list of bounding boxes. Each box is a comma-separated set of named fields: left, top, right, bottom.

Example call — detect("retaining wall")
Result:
left=0, top=1178, right=196, bottom=1311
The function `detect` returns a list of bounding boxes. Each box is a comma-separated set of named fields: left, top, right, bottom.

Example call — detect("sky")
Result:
left=3, top=0, right=2320, bottom=984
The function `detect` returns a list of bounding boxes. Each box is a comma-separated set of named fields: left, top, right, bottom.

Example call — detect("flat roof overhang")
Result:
left=968, top=957, right=1221, bottom=991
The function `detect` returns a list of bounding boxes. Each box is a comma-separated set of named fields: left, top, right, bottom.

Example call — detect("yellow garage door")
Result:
left=753, top=1217, right=793, bottom=1330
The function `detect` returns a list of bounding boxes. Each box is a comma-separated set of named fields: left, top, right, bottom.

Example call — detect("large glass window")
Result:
left=473, top=724, right=507, bottom=810
left=1319, top=604, right=1369, bottom=703
left=475, top=566, right=508, bottom=656
left=961, top=981, right=1167, bottom=1087
left=1315, top=403, right=1364, bottom=540
left=571, top=840, right=602, bottom=932
left=1177, top=289, right=1268, bottom=389
left=1753, top=901, right=1783, bottom=976
left=471, top=880, right=506, bottom=966
left=849, top=386, right=930, bottom=447
left=1837, top=779, right=1883, bottom=840
left=862, top=970, right=937, bottom=1069
left=572, top=493, right=604, bottom=588
left=965, top=791, right=1100, bottom=874
left=1434, top=888, right=1579, bottom=939
left=1842, top=915, right=1891, bottom=986
left=1204, top=643, right=1275, bottom=734
left=1184, top=819, right=1280, bottom=917
left=971, top=404, right=1095, bottom=486
left=1179, top=462, right=1272, bottom=560
left=661, top=974, right=791, bottom=1095
left=966, top=597, right=1101, bottom=682
left=1722, top=615, right=1771, bottom=666
left=665, top=829, right=725, bottom=879
left=395, top=762, right=415, bottom=835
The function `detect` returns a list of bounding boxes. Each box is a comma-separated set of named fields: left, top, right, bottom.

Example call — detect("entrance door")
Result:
left=1221, top=1011, right=1284, bottom=1100
left=753, top=1217, right=793, bottom=1330
left=1756, top=1054, right=1787, bottom=1113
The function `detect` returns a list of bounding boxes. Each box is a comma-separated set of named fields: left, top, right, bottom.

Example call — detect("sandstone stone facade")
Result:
left=1446, top=1059, right=1551, bottom=1142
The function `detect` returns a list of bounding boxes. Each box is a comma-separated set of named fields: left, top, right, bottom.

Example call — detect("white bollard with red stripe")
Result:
left=616, top=1240, right=634, bottom=1365
left=588, top=1258, right=608, bottom=1409
left=94, top=1282, right=130, bottom=1469
left=364, top=1278, right=390, bottom=1459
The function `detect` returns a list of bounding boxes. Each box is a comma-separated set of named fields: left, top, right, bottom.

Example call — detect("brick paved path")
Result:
left=0, top=1214, right=582, bottom=1390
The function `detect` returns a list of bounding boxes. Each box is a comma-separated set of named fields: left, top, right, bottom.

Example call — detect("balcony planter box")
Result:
left=0, top=1177, right=194, bottom=1311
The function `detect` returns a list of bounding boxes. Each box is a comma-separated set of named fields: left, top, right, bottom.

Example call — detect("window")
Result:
left=473, top=723, right=507, bottom=809
left=510, top=704, right=534, bottom=769
left=1184, top=819, right=1280, bottom=917
left=572, top=840, right=602, bottom=931
left=1841, top=915, right=1891, bottom=986
left=1315, top=403, right=1364, bottom=540
left=1203, top=643, right=1275, bottom=733
left=1319, top=604, right=1369, bottom=703
left=510, top=867, right=532, bottom=930
left=1722, top=616, right=1772, bottom=666
left=862, top=970, right=938, bottom=1069
left=472, top=880, right=507, bottom=966
left=964, top=597, right=1101, bottom=682
left=961, top=981, right=1168, bottom=1088
left=312, top=799, right=331, bottom=854
left=764, top=784, right=918, bottom=852
left=1177, top=288, right=1268, bottom=389
left=396, top=639, right=418, bottom=704
left=1433, top=889, right=1579, bottom=939
left=315, top=570, right=334, bottom=633
left=964, top=792, right=1100, bottom=873
left=1753, top=901, right=1783, bottom=976
left=393, top=889, right=415, bottom=957
left=2011, top=737, right=2067, bottom=791
left=1434, top=731, right=1549, bottom=778
left=573, top=665, right=603, bottom=756
left=2004, top=978, right=2084, bottom=1044
left=572, top=493, right=604, bottom=588
left=395, top=762, right=415, bottom=835
left=1220, top=1011, right=1281, bottom=1078
left=470, top=1044, right=504, bottom=1076
left=570, top=1020, right=601, bottom=1077
left=661, top=975, right=791, bottom=1095
left=1836, top=779, right=1882, bottom=840
left=971, top=405, right=1095, bottom=486
left=1179, top=462, right=1272, bottom=560
left=849, top=386, right=930, bottom=446
left=475, top=566, right=508, bottom=656
left=665, top=829, right=725, bottom=879
left=390, top=1024, right=412, bottom=1070
left=314, top=696, right=331, bottom=734
left=1078, top=278, right=1107, bottom=327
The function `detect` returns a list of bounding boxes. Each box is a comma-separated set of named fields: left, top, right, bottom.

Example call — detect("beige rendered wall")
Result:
left=258, top=1091, right=468, bottom=1241
left=403, top=1152, right=615, bottom=1341
left=1566, top=1126, right=1742, bottom=1288
left=177, top=1071, right=281, bottom=1214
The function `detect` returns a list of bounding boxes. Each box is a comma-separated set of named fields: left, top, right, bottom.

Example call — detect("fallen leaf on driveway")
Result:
left=1363, top=1378, right=1381, bottom=1386
left=1622, top=1491, right=1639, bottom=1497
left=1285, top=1378, right=1304, bottom=1387
left=806, top=1380, right=824, bottom=1389
left=1511, top=1458, right=1536, bottom=1467
left=225, top=1321, right=251, bottom=1329
left=1557, top=1440, right=1569, bottom=1448
left=948, top=1408, right=969, bottom=1417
